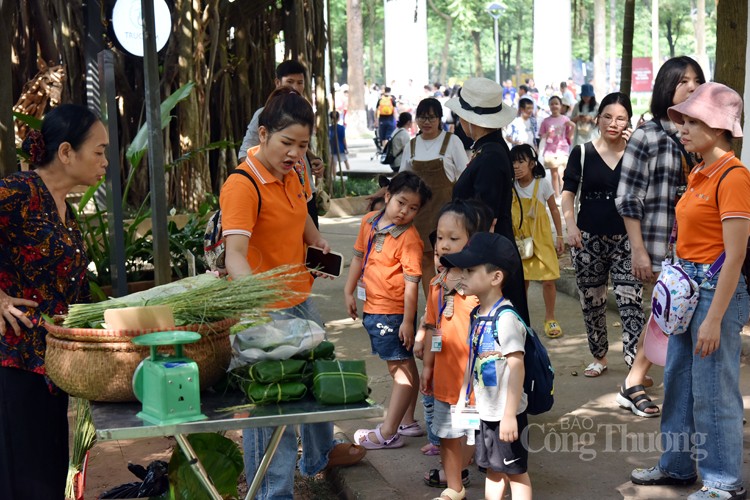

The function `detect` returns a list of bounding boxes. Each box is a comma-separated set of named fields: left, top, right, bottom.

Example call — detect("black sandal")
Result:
left=423, top=468, right=470, bottom=488
left=616, top=383, right=661, bottom=418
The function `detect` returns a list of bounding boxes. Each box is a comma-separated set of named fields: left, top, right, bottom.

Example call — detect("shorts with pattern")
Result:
left=362, top=313, right=413, bottom=361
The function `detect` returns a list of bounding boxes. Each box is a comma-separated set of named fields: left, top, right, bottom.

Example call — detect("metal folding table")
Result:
left=91, top=392, right=383, bottom=499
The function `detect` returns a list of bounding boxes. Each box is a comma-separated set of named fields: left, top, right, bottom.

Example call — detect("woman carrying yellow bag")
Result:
left=510, top=144, right=564, bottom=338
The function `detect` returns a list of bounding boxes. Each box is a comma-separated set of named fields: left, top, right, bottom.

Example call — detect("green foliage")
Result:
left=329, top=0, right=716, bottom=85
left=12, top=111, right=42, bottom=129
left=332, top=176, right=379, bottom=198
left=126, top=81, right=196, bottom=170
left=168, top=433, right=243, bottom=500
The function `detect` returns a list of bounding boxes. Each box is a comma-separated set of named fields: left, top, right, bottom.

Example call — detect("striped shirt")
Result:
left=616, top=119, right=687, bottom=271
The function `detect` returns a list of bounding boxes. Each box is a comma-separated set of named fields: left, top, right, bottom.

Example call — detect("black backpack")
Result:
left=379, top=129, right=405, bottom=167
left=471, top=304, right=554, bottom=415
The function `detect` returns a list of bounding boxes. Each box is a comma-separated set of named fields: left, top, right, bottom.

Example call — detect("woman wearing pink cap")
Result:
left=630, top=82, right=750, bottom=500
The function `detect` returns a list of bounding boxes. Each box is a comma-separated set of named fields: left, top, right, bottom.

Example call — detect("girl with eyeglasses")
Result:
left=561, top=92, right=646, bottom=380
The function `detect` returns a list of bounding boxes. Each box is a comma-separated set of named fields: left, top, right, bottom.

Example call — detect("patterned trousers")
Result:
left=571, top=232, right=646, bottom=367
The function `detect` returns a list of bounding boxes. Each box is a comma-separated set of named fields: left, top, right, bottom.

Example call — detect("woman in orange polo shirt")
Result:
left=630, top=83, right=750, bottom=500
left=221, top=87, right=364, bottom=499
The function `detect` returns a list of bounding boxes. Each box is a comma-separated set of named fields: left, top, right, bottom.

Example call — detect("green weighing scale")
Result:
left=132, top=331, right=207, bottom=426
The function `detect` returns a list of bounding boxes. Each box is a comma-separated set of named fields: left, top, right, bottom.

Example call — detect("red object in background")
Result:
left=74, top=451, right=90, bottom=500
left=632, top=57, right=654, bottom=92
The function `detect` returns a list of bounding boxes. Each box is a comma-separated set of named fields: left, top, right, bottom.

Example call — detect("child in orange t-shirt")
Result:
left=419, top=200, right=488, bottom=498
left=344, top=171, right=432, bottom=449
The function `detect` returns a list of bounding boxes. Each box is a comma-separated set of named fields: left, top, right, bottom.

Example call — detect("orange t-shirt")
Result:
left=676, top=153, right=750, bottom=264
left=353, top=210, right=423, bottom=314
left=219, top=147, right=313, bottom=307
left=425, top=284, right=478, bottom=404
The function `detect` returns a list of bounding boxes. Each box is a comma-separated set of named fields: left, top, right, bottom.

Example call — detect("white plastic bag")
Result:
left=229, top=318, right=325, bottom=368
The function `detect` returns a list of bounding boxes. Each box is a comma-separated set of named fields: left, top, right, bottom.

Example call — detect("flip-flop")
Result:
left=583, top=361, right=607, bottom=377
left=544, top=320, right=563, bottom=338
left=325, top=442, right=366, bottom=469
left=354, top=425, right=404, bottom=450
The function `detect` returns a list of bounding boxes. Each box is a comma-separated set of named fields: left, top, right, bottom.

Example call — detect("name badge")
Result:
left=431, top=336, right=443, bottom=352
left=430, top=329, right=443, bottom=352
left=450, top=404, right=480, bottom=430
left=356, top=280, right=366, bottom=301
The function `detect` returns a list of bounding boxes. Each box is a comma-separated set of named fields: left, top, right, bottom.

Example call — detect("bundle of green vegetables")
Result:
left=63, top=267, right=302, bottom=328
left=65, top=398, right=95, bottom=500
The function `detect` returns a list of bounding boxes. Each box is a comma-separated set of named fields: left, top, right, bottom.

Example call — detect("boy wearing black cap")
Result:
left=442, top=232, right=532, bottom=500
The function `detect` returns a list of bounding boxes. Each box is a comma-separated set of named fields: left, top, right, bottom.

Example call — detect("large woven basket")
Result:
left=45, top=317, right=237, bottom=343
left=45, top=318, right=237, bottom=402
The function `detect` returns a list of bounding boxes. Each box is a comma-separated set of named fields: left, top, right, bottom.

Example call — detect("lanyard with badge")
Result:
left=430, top=288, right=450, bottom=352
left=357, top=212, right=394, bottom=301
left=451, top=297, right=505, bottom=432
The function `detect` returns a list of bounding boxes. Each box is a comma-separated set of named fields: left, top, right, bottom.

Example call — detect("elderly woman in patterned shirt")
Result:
left=0, top=104, right=107, bottom=500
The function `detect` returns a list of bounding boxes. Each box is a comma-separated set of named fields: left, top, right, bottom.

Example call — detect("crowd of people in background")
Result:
left=3, top=51, right=748, bottom=500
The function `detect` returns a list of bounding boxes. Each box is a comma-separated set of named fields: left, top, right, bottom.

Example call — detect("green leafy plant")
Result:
left=168, top=433, right=243, bottom=499
left=332, top=176, right=379, bottom=198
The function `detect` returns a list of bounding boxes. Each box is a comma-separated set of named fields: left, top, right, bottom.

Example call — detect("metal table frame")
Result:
left=91, top=393, right=382, bottom=499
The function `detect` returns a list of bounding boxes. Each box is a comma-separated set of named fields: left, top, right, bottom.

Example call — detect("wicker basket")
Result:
left=44, top=319, right=237, bottom=402
left=46, top=317, right=237, bottom=343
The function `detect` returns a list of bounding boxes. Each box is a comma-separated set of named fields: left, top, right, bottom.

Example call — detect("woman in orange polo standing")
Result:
left=221, top=87, right=364, bottom=499
left=629, top=83, right=750, bottom=500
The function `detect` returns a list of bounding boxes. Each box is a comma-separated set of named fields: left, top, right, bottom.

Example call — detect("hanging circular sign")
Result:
left=112, top=0, right=171, bottom=57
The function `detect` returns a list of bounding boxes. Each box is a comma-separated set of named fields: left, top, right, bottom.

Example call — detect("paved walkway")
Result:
left=314, top=214, right=750, bottom=500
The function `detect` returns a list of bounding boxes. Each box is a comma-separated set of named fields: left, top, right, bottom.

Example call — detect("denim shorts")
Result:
left=362, top=313, right=413, bottom=361
left=431, top=398, right=471, bottom=440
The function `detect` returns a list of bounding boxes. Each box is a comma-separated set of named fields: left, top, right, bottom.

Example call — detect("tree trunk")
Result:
left=173, top=0, right=210, bottom=211
left=28, top=0, right=58, bottom=65
left=515, top=9, right=522, bottom=87
left=346, top=0, right=367, bottom=135
left=471, top=31, right=483, bottom=77
left=692, top=0, right=709, bottom=78
left=715, top=0, right=747, bottom=153
left=426, top=0, right=451, bottom=87
left=652, top=0, right=660, bottom=82
left=0, top=0, right=15, bottom=176
left=665, top=19, right=676, bottom=58
left=620, top=0, right=635, bottom=95
left=48, top=0, right=85, bottom=104
left=367, top=1, right=375, bottom=84
left=593, top=0, right=606, bottom=95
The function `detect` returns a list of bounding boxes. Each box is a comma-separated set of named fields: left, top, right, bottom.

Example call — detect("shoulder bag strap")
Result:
left=231, top=168, right=262, bottom=216
left=651, top=117, right=694, bottom=183
left=702, top=164, right=745, bottom=283
left=392, top=129, right=407, bottom=157
left=573, top=143, right=585, bottom=220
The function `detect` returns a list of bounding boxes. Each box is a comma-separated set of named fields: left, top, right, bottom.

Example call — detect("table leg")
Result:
left=173, top=433, right=224, bottom=500
left=245, top=425, right=287, bottom=500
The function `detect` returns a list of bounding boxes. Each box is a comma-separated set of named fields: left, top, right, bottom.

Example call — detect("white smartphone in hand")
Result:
left=305, top=246, right=344, bottom=278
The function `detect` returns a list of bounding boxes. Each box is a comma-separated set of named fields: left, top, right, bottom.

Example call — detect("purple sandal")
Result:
left=354, top=425, right=405, bottom=449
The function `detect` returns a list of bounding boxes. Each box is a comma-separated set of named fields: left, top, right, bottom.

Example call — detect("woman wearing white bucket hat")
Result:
left=630, top=82, right=750, bottom=500
left=446, top=77, right=530, bottom=325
